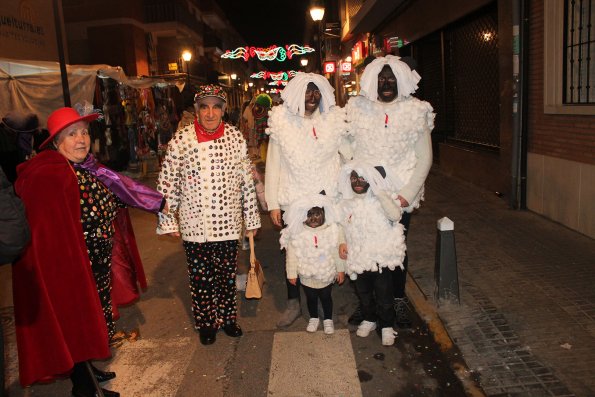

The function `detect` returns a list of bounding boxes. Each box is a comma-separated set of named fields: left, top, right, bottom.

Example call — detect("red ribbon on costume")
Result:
left=385, top=113, right=389, bottom=128
left=314, top=235, right=318, bottom=248
left=312, top=127, right=318, bottom=139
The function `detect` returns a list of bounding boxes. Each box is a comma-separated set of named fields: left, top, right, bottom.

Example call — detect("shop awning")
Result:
left=0, top=58, right=184, bottom=127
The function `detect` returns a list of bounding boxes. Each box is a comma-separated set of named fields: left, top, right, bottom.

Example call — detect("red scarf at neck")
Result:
left=194, top=118, right=225, bottom=142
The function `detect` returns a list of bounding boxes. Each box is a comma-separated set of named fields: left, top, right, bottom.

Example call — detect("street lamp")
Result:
left=181, top=50, right=192, bottom=84
left=309, top=1, right=325, bottom=21
left=310, top=0, right=325, bottom=73
left=231, top=73, right=237, bottom=80
left=300, top=58, right=309, bottom=67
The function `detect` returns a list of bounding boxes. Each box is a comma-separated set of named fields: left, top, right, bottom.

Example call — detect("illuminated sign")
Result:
left=341, top=62, right=352, bottom=72
left=352, top=42, right=363, bottom=63
left=168, top=63, right=178, bottom=71
left=324, top=62, right=336, bottom=73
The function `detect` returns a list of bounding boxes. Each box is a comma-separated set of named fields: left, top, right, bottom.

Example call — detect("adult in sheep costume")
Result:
left=265, top=72, right=350, bottom=328
left=346, top=55, right=434, bottom=328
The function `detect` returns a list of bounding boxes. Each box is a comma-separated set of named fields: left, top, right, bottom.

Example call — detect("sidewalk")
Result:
left=406, top=168, right=595, bottom=396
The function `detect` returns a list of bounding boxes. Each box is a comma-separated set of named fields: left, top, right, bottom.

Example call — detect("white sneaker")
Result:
left=306, top=318, right=320, bottom=333
left=323, top=319, right=334, bottom=334
left=381, top=327, right=398, bottom=346
left=356, top=320, right=377, bottom=337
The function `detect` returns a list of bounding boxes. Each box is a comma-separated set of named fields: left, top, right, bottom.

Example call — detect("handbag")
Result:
left=245, top=232, right=265, bottom=299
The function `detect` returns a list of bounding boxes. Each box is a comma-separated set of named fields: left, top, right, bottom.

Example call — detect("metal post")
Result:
left=434, top=217, right=460, bottom=304
left=318, top=21, right=324, bottom=73
left=52, top=0, right=71, bottom=107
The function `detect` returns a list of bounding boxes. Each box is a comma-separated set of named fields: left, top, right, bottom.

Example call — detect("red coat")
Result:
left=111, top=207, right=147, bottom=319
left=13, top=150, right=111, bottom=386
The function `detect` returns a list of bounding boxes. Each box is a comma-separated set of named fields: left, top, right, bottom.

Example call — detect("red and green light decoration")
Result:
left=222, top=45, right=315, bottom=62
left=250, top=71, right=297, bottom=81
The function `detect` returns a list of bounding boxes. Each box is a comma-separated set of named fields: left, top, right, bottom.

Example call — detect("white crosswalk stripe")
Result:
left=268, top=329, right=362, bottom=396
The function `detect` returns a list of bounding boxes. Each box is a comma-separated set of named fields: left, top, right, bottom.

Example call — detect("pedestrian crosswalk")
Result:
left=268, top=329, right=362, bottom=396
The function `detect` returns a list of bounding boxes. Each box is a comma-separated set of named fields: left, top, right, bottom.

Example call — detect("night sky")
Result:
left=217, top=0, right=310, bottom=46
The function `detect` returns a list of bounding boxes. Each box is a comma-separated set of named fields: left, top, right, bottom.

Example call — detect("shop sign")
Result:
left=168, top=63, right=178, bottom=71
left=352, top=41, right=363, bottom=63
left=341, top=62, right=352, bottom=73
left=323, top=61, right=336, bottom=74
left=0, top=0, right=59, bottom=61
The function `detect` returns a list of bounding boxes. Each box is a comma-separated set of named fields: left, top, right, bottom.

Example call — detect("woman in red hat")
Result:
left=13, top=106, right=167, bottom=397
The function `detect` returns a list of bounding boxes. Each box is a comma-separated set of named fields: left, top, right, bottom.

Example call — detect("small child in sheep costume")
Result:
left=280, top=194, right=345, bottom=334
left=337, top=161, right=405, bottom=346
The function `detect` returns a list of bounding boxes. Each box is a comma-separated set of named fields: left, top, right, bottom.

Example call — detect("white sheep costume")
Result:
left=265, top=73, right=348, bottom=210
left=346, top=55, right=435, bottom=212
left=337, top=162, right=406, bottom=280
left=281, top=194, right=344, bottom=287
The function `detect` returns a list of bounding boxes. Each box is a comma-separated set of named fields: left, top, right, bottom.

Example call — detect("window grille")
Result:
left=564, top=0, right=595, bottom=104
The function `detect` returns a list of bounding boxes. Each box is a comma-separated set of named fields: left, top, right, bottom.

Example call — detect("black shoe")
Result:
left=72, top=387, right=120, bottom=397
left=199, top=328, right=217, bottom=345
left=222, top=323, right=243, bottom=337
left=394, top=297, right=412, bottom=328
left=348, top=305, right=364, bottom=325
left=90, top=364, right=116, bottom=383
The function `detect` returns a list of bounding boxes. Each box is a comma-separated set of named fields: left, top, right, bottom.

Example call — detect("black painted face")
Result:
left=304, top=82, right=321, bottom=115
left=305, top=206, right=325, bottom=228
left=377, top=65, right=398, bottom=102
left=350, top=171, right=370, bottom=194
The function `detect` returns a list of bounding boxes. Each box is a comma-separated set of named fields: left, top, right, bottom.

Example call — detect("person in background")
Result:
left=157, top=85, right=261, bottom=346
left=265, top=72, right=350, bottom=328
left=0, top=167, right=30, bottom=396
left=346, top=55, right=434, bottom=328
left=251, top=93, right=272, bottom=161
left=13, top=106, right=166, bottom=397
left=0, top=112, right=39, bottom=183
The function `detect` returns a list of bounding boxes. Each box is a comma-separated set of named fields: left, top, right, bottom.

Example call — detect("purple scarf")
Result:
left=75, top=154, right=164, bottom=213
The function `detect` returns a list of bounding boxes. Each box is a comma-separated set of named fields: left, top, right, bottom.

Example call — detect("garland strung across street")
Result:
left=221, top=45, right=315, bottom=62
left=250, top=71, right=297, bottom=81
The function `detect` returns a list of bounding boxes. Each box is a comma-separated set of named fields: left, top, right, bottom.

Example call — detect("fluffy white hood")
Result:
left=359, top=55, right=421, bottom=102
left=281, top=72, right=335, bottom=116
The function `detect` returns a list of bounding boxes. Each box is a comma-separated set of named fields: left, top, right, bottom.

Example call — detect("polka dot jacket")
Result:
left=156, top=122, right=261, bottom=242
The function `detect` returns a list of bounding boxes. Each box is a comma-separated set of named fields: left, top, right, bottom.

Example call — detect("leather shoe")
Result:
left=222, top=323, right=243, bottom=337
left=199, top=328, right=217, bottom=345
left=91, top=364, right=116, bottom=383
left=72, top=387, right=120, bottom=397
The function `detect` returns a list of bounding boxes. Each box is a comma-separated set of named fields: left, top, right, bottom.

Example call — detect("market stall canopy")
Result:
left=0, top=58, right=185, bottom=127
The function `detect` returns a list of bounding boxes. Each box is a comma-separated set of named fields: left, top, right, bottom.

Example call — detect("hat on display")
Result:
left=194, top=84, right=227, bottom=103
left=40, top=107, right=99, bottom=149
left=2, top=112, right=39, bottom=133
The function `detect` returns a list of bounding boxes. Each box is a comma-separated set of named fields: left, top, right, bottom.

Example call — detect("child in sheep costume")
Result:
left=280, top=194, right=345, bottom=334
left=337, top=162, right=405, bottom=346
left=265, top=72, right=350, bottom=328
left=346, top=55, right=434, bottom=329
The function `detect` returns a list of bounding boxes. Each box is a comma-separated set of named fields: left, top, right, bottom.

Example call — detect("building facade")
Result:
left=338, top=0, right=594, bottom=238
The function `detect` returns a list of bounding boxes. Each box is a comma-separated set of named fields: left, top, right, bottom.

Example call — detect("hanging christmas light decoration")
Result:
left=250, top=70, right=298, bottom=80
left=221, top=45, right=315, bottom=62
left=268, top=81, right=288, bottom=86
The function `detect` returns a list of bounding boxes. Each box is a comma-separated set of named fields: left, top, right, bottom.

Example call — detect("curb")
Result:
left=406, top=276, right=486, bottom=397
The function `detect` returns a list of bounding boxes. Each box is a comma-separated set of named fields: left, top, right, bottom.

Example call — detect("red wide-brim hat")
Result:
left=40, top=107, right=99, bottom=149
